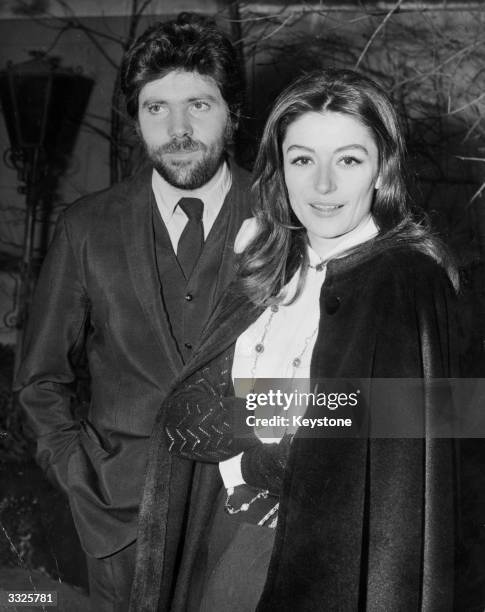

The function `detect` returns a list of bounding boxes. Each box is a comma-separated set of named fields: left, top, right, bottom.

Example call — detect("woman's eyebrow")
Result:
left=286, top=144, right=315, bottom=153
left=286, top=143, right=370, bottom=154
left=334, top=144, right=369, bottom=154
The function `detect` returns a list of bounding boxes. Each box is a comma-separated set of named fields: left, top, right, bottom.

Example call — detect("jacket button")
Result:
left=184, top=342, right=193, bottom=349
left=185, top=294, right=193, bottom=301
left=324, top=295, right=340, bottom=314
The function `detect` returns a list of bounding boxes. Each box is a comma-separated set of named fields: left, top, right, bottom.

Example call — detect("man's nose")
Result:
left=315, top=163, right=336, bottom=193
left=168, top=108, right=193, bottom=138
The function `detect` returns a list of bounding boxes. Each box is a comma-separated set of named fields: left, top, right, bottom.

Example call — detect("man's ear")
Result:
left=134, top=119, right=142, bottom=140
left=230, top=106, right=242, bottom=134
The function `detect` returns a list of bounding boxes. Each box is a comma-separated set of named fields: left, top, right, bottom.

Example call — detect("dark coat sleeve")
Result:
left=14, top=213, right=87, bottom=493
left=163, top=343, right=292, bottom=495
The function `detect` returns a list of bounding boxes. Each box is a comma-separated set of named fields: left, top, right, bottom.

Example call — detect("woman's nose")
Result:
left=314, top=163, right=336, bottom=193
left=168, top=108, right=193, bottom=138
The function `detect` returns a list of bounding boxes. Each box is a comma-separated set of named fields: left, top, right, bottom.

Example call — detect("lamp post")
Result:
left=0, top=52, right=93, bottom=374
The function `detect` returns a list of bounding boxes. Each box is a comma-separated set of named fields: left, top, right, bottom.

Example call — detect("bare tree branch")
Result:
left=446, top=92, right=485, bottom=116
left=355, top=0, right=404, bottom=69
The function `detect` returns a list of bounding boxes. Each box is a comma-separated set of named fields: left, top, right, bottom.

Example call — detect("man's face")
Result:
left=137, top=70, right=233, bottom=189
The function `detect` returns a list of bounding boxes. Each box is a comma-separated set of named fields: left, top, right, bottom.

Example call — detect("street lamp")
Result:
left=0, top=51, right=93, bottom=373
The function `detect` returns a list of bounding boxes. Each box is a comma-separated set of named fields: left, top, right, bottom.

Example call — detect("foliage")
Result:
left=0, top=344, right=30, bottom=463
left=232, top=4, right=485, bottom=214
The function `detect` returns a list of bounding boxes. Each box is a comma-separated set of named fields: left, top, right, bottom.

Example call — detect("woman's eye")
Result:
left=339, top=156, right=362, bottom=167
left=191, top=101, right=210, bottom=112
left=290, top=156, right=313, bottom=166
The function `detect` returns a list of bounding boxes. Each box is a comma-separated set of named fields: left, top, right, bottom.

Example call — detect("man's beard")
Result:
left=144, top=125, right=233, bottom=190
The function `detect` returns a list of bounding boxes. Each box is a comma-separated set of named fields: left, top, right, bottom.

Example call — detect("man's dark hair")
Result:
left=121, top=12, right=244, bottom=126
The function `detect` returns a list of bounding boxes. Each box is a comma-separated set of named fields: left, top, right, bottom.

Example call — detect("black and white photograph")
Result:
left=0, top=1, right=484, bottom=610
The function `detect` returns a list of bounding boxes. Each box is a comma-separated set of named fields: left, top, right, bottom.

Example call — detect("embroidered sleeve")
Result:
left=164, top=351, right=292, bottom=493
left=165, top=378, right=291, bottom=494
left=165, top=378, right=255, bottom=460
left=164, top=352, right=259, bottom=461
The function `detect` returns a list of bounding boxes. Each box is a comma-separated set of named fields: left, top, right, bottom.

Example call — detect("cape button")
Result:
left=324, top=295, right=341, bottom=314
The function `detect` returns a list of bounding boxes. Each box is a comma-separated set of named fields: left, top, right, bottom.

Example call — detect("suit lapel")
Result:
left=204, top=162, right=253, bottom=310
left=120, top=167, right=183, bottom=380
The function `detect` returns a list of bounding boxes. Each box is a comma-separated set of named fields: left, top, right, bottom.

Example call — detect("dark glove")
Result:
left=241, top=433, right=293, bottom=495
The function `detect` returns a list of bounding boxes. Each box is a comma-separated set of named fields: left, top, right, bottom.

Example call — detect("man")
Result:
left=15, top=13, right=252, bottom=611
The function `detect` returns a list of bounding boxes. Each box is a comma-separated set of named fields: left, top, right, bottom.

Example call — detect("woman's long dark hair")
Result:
left=238, top=69, right=458, bottom=306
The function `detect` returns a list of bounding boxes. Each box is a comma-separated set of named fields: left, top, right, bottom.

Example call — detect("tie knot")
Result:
left=178, top=197, right=204, bottom=221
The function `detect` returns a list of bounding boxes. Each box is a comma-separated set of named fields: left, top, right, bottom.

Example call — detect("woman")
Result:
left=131, top=70, right=463, bottom=611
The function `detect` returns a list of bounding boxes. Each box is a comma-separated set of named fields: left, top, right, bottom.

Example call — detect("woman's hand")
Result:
left=240, top=433, right=293, bottom=495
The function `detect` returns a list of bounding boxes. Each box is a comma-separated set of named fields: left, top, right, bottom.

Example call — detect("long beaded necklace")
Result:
left=249, top=258, right=327, bottom=386
left=224, top=259, right=326, bottom=522
left=249, top=304, right=319, bottom=384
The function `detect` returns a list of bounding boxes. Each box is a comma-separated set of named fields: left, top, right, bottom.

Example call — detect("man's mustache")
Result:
left=160, top=138, right=206, bottom=154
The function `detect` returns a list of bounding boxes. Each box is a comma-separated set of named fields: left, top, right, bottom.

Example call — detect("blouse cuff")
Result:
left=219, top=452, right=245, bottom=489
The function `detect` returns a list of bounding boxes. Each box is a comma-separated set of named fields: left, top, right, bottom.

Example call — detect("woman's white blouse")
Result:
left=231, top=246, right=325, bottom=382
left=232, top=214, right=379, bottom=382
left=219, top=215, right=379, bottom=489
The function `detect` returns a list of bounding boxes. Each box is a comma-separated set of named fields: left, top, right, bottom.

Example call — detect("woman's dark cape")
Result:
left=131, top=247, right=485, bottom=611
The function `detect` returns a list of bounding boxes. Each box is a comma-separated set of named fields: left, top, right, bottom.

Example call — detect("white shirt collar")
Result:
left=151, top=160, right=231, bottom=217
left=307, top=214, right=379, bottom=266
left=284, top=215, right=379, bottom=302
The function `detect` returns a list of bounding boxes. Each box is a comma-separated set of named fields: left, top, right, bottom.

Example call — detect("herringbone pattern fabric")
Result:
left=166, top=377, right=234, bottom=460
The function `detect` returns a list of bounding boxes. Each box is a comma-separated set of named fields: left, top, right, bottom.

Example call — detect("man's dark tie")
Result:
left=176, top=197, right=204, bottom=279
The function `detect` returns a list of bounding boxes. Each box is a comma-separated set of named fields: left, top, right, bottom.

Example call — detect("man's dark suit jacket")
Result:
left=15, top=162, right=253, bottom=561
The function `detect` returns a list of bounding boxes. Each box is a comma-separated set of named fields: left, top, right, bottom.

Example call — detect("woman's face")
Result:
left=283, top=110, right=380, bottom=256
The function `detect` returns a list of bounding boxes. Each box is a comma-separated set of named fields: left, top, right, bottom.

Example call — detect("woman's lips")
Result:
left=309, top=202, right=344, bottom=215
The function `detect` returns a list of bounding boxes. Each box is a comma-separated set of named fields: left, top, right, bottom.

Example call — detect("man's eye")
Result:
left=339, top=156, right=362, bottom=167
left=191, top=101, right=210, bottom=112
left=290, top=156, right=313, bottom=166
left=147, top=103, right=167, bottom=115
